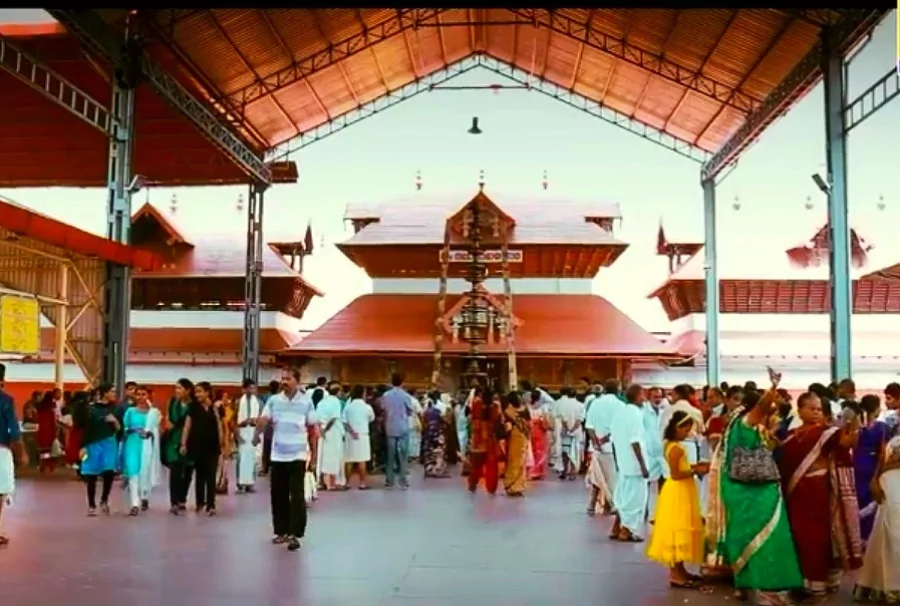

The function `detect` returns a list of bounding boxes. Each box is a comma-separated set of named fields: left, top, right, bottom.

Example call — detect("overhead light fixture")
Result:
left=467, top=117, right=482, bottom=135
left=811, top=173, right=831, bottom=195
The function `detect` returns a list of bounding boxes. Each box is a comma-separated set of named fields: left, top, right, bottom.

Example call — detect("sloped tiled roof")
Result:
left=130, top=201, right=321, bottom=293
left=287, top=293, right=672, bottom=357
left=342, top=192, right=624, bottom=246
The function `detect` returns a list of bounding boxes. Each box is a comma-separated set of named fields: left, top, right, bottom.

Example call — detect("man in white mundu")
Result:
left=236, top=379, right=261, bottom=492
left=316, top=383, right=346, bottom=490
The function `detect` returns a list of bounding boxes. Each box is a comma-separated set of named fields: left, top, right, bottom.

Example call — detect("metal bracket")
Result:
left=701, top=9, right=888, bottom=181
left=229, top=8, right=448, bottom=110
left=267, top=54, right=710, bottom=163
left=844, top=67, right=899, bottom=134
left=509, top=9, right=759, bottom=113
left=0, top=34, right=113, bottom=135
left=46, top=9, right=272, bottom=184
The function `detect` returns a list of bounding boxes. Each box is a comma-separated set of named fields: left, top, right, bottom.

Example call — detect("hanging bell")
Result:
left=236, top=194, right=244, bottom=212
left=169, top=193, right=178, bottom=214
left=732, top=195, right=741, bottom=211
left=877, top=194, right=886, bottom=211
left=804, top=195, right=814, bottom=211
left=542, top=169, right=548, bottom=191
left=468, top=117, right=482, bottom=135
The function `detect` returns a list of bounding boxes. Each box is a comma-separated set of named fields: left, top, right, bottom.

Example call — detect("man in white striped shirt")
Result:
left=255, top=367, right=317, bottom=552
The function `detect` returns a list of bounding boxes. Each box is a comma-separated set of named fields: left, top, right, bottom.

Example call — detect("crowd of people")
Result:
left=2, top=361, right=900, bottom=603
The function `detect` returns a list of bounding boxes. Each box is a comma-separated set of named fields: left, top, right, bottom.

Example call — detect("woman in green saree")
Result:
left=706, top=382, right=803, bottom=606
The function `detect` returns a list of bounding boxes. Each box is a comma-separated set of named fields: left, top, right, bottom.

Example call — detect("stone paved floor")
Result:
left=2, top=470, right=852, bottom=606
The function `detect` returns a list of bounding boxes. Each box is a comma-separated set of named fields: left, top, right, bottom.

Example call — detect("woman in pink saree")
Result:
left=527, top=389, right=550, bottom=480
left=777, top=391, right=862, bottom=598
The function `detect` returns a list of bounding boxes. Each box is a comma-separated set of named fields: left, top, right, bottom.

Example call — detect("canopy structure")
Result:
left=0, top=195, right=161, bottom=386
left=0, top=8, right=892, bottom=387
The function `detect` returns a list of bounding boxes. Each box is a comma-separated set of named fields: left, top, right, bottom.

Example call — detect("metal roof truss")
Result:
left=45, top=9, right=273, bottom=184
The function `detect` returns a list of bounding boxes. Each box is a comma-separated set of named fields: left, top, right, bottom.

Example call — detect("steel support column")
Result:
left=823, top=31, right=852, bottom=382
left=101, top=35, right=138, bottom=394
left=242, top=182, right=266, bottom=383
left=702, top=178, right=720, bottom=387
left=54, top=264, right=68, bottom=390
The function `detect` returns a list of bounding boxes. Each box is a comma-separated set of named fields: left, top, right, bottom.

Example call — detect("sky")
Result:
left=1, top=10, right=898, bottom=333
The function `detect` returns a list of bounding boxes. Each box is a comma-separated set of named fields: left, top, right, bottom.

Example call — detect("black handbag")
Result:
left=728, top=445, right=780, bottom=483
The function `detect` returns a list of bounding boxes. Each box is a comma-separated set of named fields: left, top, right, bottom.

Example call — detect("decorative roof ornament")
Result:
left=732, top=195, right=741, bottom=211
left=478, top=169, right=485, bottom=192
left=542, top=169, right=548, bottom=191
left=236, top=193, right=244, bottom=212
left=467, top=116, right=482, bottom=135
left=804, top=195, right=814, bottom=211
left=415, top=169, right=422, bottom=191
left=877, top=194, right=886, bottom=211
left=169, top=192, right=178, bottom=215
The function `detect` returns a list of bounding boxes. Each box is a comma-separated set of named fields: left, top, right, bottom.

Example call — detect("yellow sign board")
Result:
left=0, top=294, right=40, bottom=355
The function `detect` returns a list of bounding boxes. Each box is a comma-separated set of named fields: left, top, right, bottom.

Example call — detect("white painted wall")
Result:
left=371, top=277, right=594, bottom=294
left=632, top=364, right=900, bottom=390
left=671, top=312, right=900, bottom=335
left=3, top=357, right=333, bottom=386
left=38, top=310, right=303, bottom=331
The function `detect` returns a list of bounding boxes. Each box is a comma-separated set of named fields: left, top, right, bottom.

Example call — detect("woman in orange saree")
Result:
left=503, top=392, right=530, bottom=496
left=777, top=391, right=862, bottom=598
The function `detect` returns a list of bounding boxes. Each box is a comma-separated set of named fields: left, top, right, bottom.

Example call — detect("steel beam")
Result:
left=242, top=182, right=265, bottom=383
left=227, top=9, right=448, bottom=110
left=102, top=46, right=137, bottom=394
left=46, top=9, right=271, bottom=184
left=510, top=9, right=760, bottom=113
left=0, top=34, right=113, bottom=135
left=822, top=31, right=852, bottom=383
left=701, top=178, right=720, bottom=388
left=476, top=55, right=710, bottom=163
left=702, top=9, right=888, bottom=181
left=266, top=54, right=710, bottom=163
left=844, top=67, right=900, bottom=134
left=266, top=56, right=482, bottom=161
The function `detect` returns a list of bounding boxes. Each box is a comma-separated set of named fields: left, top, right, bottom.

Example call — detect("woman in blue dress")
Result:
left=121, top=386, right=161, bottom=516
left=80, top=383, right=121, bottom=516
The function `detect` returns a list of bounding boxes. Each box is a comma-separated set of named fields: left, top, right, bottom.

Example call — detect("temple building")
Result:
left=282, top=191, right=675, bottom=391
left=637, top=223, right=900, bottom=391
left=3, top=198, right=320, bottom=403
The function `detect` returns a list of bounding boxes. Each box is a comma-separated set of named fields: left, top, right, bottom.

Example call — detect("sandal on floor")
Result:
left=586, top=508, right=596, bottom=516
left=669, top=579, right=699, bottom=589
left=272, top=535, right=289, bottom=545
left=358, top=485, right=370, bottom=490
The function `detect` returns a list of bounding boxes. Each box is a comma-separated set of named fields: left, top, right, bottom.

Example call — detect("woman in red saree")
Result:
left=777, top=391, right=863, bottom=598
left=467, top=388, right=500, bottom=495
left=528, top=389, right=550, bottom=480
left=35, top=391, right=59, bottom=474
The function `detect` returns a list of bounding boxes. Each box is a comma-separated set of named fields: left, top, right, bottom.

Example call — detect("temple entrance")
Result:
left=454, top=357, right=509, bottom=393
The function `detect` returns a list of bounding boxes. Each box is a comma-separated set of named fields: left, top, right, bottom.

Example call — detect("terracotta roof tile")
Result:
left=287, top=294, right=672, bottom=357
left=342, top=192, right=623, bottom=246
left=127, top=200, right=322, bottom=294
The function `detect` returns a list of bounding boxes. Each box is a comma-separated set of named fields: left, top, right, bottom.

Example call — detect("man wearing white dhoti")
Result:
left=555, top=387, right=585, bottom=480
left=316, top=386, right=345, bottom=490
left=236, top=379, right=261, bottom=493
left=585, top=380, right=625, bottom=514
left=610, top=383, right=649, bottom=542
left=342, top=385, right=375, bottom=489
left=0, top=363, right=26, bottom=546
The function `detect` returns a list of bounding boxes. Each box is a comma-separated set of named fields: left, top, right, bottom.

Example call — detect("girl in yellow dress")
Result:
left=647, top=410, right=709, bottom=589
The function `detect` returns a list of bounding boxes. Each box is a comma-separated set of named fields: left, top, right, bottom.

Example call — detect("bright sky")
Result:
left=1, top=11, right=898, bottom=333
